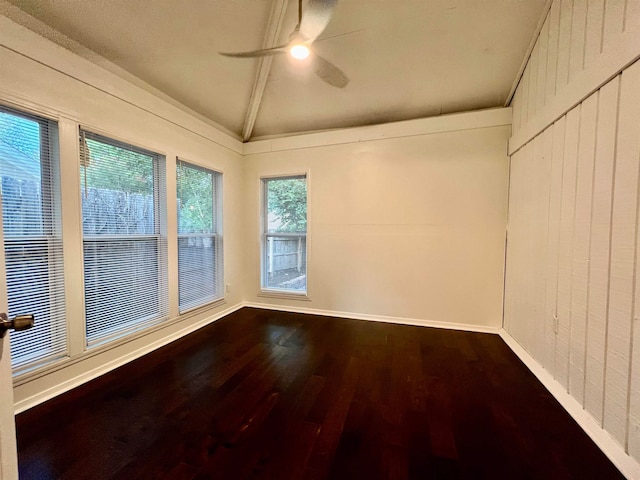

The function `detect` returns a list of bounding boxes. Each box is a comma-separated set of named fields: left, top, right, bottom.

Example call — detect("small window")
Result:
left=176, top=159, right=223, bottom=312
left=261, top=175, right=307, bottom=294
left=0, top=106, right=67, bottom=375
left=80, top=130, right=168, bottom=346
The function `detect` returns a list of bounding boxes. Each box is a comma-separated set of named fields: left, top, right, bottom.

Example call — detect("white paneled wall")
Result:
left=505, top=0, right=640, bottom=468
left=510, top=0, right=640, bottom=154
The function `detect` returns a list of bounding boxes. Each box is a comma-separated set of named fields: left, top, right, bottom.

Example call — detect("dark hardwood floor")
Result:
left=16, top=308, right=624, bottom=479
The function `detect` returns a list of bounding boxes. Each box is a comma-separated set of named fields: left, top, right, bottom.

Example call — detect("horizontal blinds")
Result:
left=176, top=159, right=223, bottom=311
left=80, top=130, right=168, bottom=346
left=262, top=176, right=307, bottom=293
left=0, top=107, right=67, bottom=374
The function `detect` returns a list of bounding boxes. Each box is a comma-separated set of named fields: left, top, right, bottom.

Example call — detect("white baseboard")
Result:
left=14, top=302, right=245, bottom=414
left=243, top=301, right=501, bottom=334
left=499, top=329, right=640, bottom=480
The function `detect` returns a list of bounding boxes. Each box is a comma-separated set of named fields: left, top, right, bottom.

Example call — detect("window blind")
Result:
left=0, top=107, right=67, bottom=374
left=261, top=175, right=307, bottom=294
left=176, top=159, right=223, bottom=311
left=80, top=130, right=168, bottom=346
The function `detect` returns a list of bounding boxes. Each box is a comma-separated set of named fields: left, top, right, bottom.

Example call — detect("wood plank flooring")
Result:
left=16, top=308, right=625, bottom=479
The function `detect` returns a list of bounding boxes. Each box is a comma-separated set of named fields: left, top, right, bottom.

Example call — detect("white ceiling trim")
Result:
left=243, top=107, right=512, bottom=155
left=241, top=0, right=289, bottom=142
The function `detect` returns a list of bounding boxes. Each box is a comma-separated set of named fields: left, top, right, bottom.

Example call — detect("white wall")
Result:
left=0, top=14, right=512, bottom=413
left=243, top=111, right=511, bottom=330
left=505, top=0, right=640, bottom=476
left=0, top=17, right=245, bottom=411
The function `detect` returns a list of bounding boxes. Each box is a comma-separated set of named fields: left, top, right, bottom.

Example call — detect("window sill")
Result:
left=257, top=290, right=311, bottom=302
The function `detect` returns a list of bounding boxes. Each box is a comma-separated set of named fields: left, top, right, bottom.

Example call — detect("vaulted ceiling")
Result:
left=2, top=0, right=547, bottom=141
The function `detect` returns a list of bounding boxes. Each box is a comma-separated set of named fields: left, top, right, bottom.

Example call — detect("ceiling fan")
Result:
left=219, top=0, right=349, bottom=88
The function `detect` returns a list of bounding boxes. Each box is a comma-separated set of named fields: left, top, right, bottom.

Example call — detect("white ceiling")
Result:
left=2, top=0, right=547, bottom=141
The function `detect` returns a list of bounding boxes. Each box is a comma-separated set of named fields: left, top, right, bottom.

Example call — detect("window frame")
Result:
left=259, top=173, right=309, bottom=299
left=79, top=129, right=169, bottom=347
left=0, top=105, right=68, bottom=375
left=176, top=158, right=224, bottom=313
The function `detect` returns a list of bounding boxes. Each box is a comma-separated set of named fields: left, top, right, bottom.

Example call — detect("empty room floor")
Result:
left=16, top=308, right=624, bottom=479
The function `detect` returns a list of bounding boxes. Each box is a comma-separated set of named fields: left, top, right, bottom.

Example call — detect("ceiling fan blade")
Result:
left=219, top=45, right=288, bottom=58
left=313, top=52, right=349, bottom=88
left=299, top=0, right=338, bottom=42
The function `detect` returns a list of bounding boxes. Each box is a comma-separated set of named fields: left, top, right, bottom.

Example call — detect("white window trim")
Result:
left=258, top=172, right=310, bottom=300
left=0, top=106, right=69, bottom=376
left=0, top=95, right=231, bottom=385
left=79, top=128, right=170, bottom=348
left=176, top=158, right=224, bottom=313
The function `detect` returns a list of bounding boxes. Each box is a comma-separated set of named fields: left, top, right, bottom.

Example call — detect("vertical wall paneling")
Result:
left=514, top=146, right=527, bottom=348
left=585, top=78, right=619, bottom=425
left=584, top=0, right=605, bottom=66
left=512, top=0, right=640, bottom=151
left=546, top=0, right=562, bottom=105
left=547, top=117, right=566, bottom=373
left=630, top=63, right=640, bottom=460
left=512, top=87, right=522, bottom=133
left=630, top=175, right=640, bottom=458
left=534, top=134, right=552, bottom=364
left=631, top=309, right=640, bottom=461
left=504, top=157, right=518, bottom=334
left=526, top=143, right=538, bottom=352
left=525, top=138, right=535, bottom=354
left=568, top=93, right=597, bottom=404
left=511, top=151, right=527, bottom=336
left=631, top=7, right=640, bottom=454
left=556, top=106, right=580, bottom=388
left=604, top=61, right=640, bottom=446
left=521, top=142, right=534, bottom=351
left=521, top=62, right=531, bottom=126
left=537, top=19, right=550, bottom=113
left=544, top=118, right=567, bottom=372
left=542, top=127, right=559, bottom=371
left=529, top=41, right=540, bottom=122
left=556, top=0, right=574, bottom=93
left=507, top=0, right=640, bottom=468
left=569, top=0, right=588, bottom=80
left=626, top=0, right=640, bottom=33
left=602, top=0, right=626, bottom=50
left=506, top=147, right=526, bottom=343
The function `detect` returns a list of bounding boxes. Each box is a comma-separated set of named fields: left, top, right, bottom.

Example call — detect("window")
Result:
left=176, top=159, right=223, bottom=311
left=261, top=175, right=307, bottom=294
left=0, top=107, right=66, bottom=374
left=80, top=130, right=167, bottom=346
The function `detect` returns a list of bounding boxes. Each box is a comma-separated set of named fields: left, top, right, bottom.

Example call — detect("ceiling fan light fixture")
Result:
left=290, top=44, right=310, bottom=60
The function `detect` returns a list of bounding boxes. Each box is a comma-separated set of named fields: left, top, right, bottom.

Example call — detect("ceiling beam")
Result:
left=241, top=0, right=289, bottom=142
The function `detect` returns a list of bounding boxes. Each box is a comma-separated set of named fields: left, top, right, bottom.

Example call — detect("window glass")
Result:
left=262, top=176, right=307, bottom=293
left=177, top=160, right=223, bottom=311
left=80, top=131, right=167, bottom=346
left=0, top=108, right=66, bottom=374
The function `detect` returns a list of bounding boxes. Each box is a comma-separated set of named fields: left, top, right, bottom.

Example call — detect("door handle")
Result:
left=0, top=313, right=34, bottom=338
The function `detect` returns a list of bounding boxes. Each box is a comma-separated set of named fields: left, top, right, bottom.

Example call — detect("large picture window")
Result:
left=176, top=159, right=223, bottom=312
left=261, top=175, right=307, bottom=294
left=0, top=107, right=66, bottom=374
left=80, top=130, right=167, bottom=346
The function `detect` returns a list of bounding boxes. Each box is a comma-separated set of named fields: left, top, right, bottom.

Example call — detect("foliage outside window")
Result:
left=80, top=130, right=168, bottom=346
left=261, top=175, right=307, bottom=294
left=177, top=159, right=223, bottom=311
